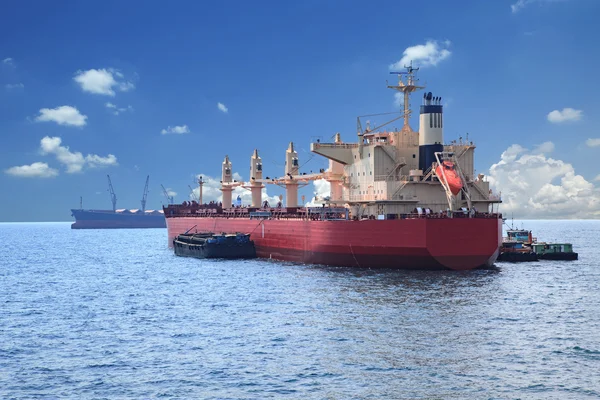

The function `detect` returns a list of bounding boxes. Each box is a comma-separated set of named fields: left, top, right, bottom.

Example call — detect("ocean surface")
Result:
left=1, top=220, right=599, bottom=399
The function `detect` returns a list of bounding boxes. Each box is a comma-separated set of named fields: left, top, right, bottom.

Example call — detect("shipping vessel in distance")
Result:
left=71, top=175, right=166, bottom=229
left=164, top=65, right=503, bottom=270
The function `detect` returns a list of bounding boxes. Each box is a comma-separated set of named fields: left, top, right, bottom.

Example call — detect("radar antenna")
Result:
left=387, top=61, right=424, bottom=130
left=141, top=175, right=150, bottom=212
left=107, top=174, right=117, bottom=212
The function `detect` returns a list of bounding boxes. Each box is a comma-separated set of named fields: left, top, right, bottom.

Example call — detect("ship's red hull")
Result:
left=165, top=217, right=502, bottom=271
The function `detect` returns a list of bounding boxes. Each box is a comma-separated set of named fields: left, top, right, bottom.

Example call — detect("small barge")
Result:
left=497, top=228, right=578, bottom=262
left=173, top=232, right=256, bottom=259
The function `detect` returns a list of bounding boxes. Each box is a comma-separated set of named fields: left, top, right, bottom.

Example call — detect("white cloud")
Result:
left=547, top=108, right=582, bottom=123
left=488, top=142, right=600, bottom=219
left=511, top=0, right=565, bottom=13
left=305, top=179, right=331, bottom=207
left=5, top=83, right=24, bottom=89
left=105, top=102, right=133, bottom=115
left=585, top=138, right=600, bottom=147
left=161, top=125, right=190, bottom=135
left=595, top=175, right=600, bottom=182
left=217, top=102, right=228, bottom=113
left=85, top=154, right=118, bottom=168
left=532, top=141, right=555, bottom=154
left=5, top=162, right=58, bottom=178
left=191, top=173, right=280, bottom=206
left=390, top=40, right=451, bottom=69
left=35, top=106, right=87, bottom=127
left=73, top=68, right=135, bottom=96
left=3, top=57, right=13, bottom=65
left=40, top=136, right=118, bottom=173
left=166, top=189, right=177, bottom=198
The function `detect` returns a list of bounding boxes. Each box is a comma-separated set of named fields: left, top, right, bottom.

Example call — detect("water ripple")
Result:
left=0, top=220, right=599, bottom=398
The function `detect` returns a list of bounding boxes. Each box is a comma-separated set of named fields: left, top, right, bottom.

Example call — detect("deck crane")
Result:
left=107, top=174, right=117, bottom=212
left=161, top=184, right=174, bottom=205
left=188, top=185, right=198, bottom=201
left=141, top=175, right=150, bottom=212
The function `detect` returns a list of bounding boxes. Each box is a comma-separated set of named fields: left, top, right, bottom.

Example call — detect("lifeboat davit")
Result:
left=436, top=160, right=462, bottom=195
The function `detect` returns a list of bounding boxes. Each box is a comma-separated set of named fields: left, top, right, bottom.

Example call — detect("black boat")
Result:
left=173, top=232, right=256, bottom=259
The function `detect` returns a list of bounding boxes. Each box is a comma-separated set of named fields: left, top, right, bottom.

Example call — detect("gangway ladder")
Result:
left=433, top=152, right=472, bottom=214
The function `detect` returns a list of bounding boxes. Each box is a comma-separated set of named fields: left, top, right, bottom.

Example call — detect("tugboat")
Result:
left=173, top=232, right=256, bottom=259
left=497, top=227, right=578, bottom=262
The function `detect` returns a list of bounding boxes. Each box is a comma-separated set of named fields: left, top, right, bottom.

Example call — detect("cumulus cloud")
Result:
left=305, top=179, right=331, bottom=206
left=217, top=102, right=228, bottom=113
left=161, top=125, right=190, bottom=135
left=5, top=83, right=24, bottom=90
left=73, top=68, right=135, bottom=96
left=5, top=162, right=58, bottom=178
left=40, top=136, right=118, bottom=173
left=105, top=102, right=133, bottom=115
left=488, top=142, right=600, bottom=219
left=585, top=138, right=600, bottom=147
left=35, top=106, right=87, bottom=127
left=511, top=0, right=565, bottom=14
left=390, top=40, right=451, bottom=69
left=547, top=108, right=583, bottom=123
left=191, top=173, right=280, bottom=206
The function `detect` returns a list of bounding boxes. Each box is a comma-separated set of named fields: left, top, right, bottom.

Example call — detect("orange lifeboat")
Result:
left=436, top=160, right=462, bottom=195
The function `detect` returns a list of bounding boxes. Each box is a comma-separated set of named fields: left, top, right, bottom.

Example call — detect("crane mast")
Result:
left=188, top=185, right=198, bottom=201
left=107, top=174, right=117, bottom=212
left=161, top=184, right=174, bottom=205
left=141, top=175, right=150, bottom=212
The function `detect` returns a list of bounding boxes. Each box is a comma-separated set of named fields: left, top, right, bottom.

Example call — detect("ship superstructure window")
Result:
left=430, top=113, right=432, bottom=128
left=225, top=168, right=231, bottom=175
left=257, top=164, right=262, bottom=171
left=292, top=159, right=298, bottom=166
left=413, top=154, right=416, bottom=158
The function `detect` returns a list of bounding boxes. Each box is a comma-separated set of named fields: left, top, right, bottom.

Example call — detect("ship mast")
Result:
left=198, top=176, right=204, bottom=205
left=387, top=62, right=424, bottom=131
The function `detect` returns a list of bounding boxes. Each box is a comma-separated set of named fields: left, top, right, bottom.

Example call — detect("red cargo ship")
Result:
left=164, top=67, right=503, bottom=270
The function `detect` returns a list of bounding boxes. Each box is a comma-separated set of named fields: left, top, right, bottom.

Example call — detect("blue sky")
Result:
left=1, top=0, right=599, bottom=221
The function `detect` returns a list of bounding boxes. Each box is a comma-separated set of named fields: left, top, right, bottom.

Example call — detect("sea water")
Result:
left=1, top=220, right=599, bottom=399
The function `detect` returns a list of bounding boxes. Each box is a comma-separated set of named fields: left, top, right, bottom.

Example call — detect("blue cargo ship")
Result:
left=70, top=175, right=167, bottom=229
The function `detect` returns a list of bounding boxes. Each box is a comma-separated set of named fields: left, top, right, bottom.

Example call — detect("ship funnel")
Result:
left=418, top=92, right=444, bottom=173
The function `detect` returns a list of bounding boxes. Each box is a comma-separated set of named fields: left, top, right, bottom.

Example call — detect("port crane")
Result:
left=141, top=175, right=150, bottom=212
left=161, top=184, right=174, bottom=205
left=107, top=174, right=117, bottom=212
left=188, top=185, right=198, bottom=201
